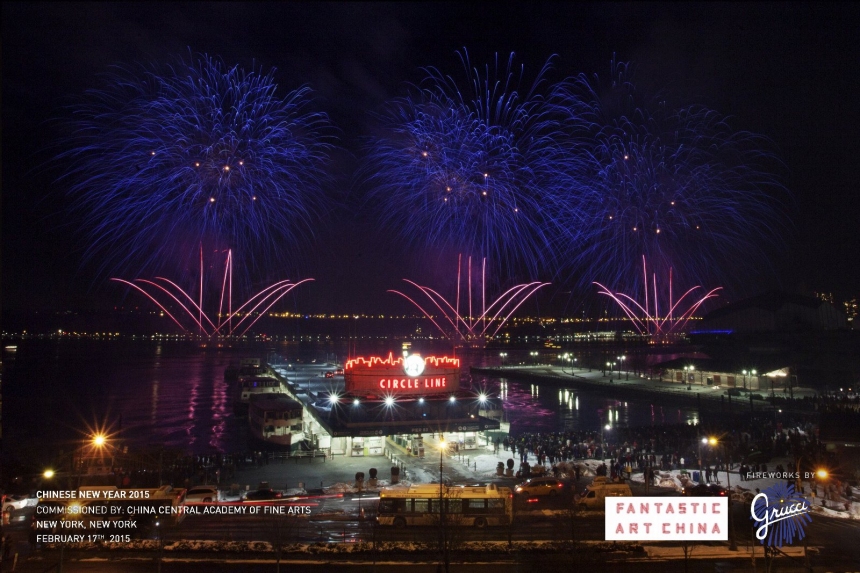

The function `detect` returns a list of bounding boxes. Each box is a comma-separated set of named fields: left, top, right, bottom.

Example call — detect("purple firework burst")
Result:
left=553, top=58, right=791, bottom=296
left=56, top=52, right=334, bottom=281
left=362, top=49, right=572, bottom=278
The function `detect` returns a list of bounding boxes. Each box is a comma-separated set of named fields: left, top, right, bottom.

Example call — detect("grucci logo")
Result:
left=751, top=483, right=811, bottom=547
left=403, top=354, right=425, bottom=377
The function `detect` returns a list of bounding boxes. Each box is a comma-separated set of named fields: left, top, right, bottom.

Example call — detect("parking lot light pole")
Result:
left=438, top=439, right=450, bottom=573
left=710, top=437, right=737, bottom=551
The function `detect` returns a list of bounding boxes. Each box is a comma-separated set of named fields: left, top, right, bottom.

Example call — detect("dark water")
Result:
left=0, top=340, right=697, bottom=461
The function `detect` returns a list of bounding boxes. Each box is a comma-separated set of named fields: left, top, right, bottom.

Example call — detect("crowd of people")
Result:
left=506, top=414, right=833, bottom=483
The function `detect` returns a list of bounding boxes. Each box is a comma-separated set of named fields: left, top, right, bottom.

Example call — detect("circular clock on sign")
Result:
left=403, top=354, right=425, bottom=377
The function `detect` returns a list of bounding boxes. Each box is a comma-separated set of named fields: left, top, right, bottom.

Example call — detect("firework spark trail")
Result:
left=56, top=52, right=334, bottom=280
left=552, top=58, right=790, bottom=295
left=594, top=256, right=721, bottom=338
left=112, top=250, right=313, bottom=337
left=389, top=257, right=549, bottom=342
left=362, top=49, right=575, bottom=277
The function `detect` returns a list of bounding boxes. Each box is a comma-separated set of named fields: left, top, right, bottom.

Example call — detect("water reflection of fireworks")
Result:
left=497, top=378, right=557, bottom=434
left=498, top=379, right=699, bottom=435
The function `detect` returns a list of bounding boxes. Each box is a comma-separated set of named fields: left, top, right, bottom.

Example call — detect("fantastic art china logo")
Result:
left=750, top=483, right=812, bottom=547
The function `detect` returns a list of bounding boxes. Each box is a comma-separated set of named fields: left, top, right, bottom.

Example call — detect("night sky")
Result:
left=2, top=2, right=859, bottom=319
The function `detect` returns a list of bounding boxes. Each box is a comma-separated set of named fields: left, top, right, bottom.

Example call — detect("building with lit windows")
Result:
left=700, top=291, right=847, bottom=334
left=271, top=351, right=500, bottom=458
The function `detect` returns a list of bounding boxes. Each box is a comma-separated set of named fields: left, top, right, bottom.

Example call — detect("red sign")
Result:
left=344, top=353, right=460, bottom=396
left=378, top=377, right=448, bottom=390
left=345, top=353, right=460, bottom=371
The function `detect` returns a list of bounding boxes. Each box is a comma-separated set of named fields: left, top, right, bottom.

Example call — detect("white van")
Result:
left=576, top=476, right=632, bottom=510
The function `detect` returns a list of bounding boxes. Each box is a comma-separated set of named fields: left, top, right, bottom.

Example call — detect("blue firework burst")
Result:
left=553, top=59, right=790, bottom=297
left=362, top=50, right=572, bottom=277
left=56, top=52, right=334, bottom=280
left=751, top=482, right=812, bottom=548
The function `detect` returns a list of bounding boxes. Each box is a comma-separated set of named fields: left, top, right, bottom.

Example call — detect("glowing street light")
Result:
left=437, top=439, right=450, bottom=571
left=708, top=437, right=737, bottom=551
left=93, top=434, right=107, bottom=447
left=617, top=355, right=626, bottom=380
left=43, top=469, right=55, bottom=479
left=601, top=424, right=611, bottom=460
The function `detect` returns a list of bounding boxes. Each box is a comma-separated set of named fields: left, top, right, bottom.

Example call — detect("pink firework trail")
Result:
left=389, top=255, right=549, bottom=342
left=594, top=255, right=721, bottom=338
left=112, top=248, right=313, bottom=337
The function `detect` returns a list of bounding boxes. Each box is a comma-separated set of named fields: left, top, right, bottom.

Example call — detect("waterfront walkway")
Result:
left=471, top=364, right=818, bottom=411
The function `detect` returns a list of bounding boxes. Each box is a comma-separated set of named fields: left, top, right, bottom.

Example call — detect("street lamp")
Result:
left=708, top=437, right=737, bottom=551
left=437, top=438, right=450, bottom=572
left=601, top=424, right=611, bottom=461
left=815, top=469, right=828, bottom=507
left=77, top=433, right=109, bottom=487
left=618, top=355, right=627, bottom=380
left=742, top=370, right=748, bottom=389
left=499, top=352, right=507, bottom=366
left=683, top=365, right=695, bottom=386
left=530, top=351, right=539, bottom=365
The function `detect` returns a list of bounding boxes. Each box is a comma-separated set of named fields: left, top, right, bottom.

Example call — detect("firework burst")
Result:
left=594, top=256, right=721, bottom=340
left=56, top=52, right=334, bottom=280
left=553, top=58, right=790, bottom=295
left=363, top=50, right=571, bottom=278
left=112, top=247, right=313, bottom=337
left=389, top=255, right=549, bottom=344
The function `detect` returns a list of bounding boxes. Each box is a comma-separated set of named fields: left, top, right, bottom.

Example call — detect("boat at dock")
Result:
left=248, top=393, right=306, bottom=449
left=230, top=358, right=285, bottom=414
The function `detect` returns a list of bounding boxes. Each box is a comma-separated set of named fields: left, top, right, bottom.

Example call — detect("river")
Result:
left=0, top=339, right=698, bottom=463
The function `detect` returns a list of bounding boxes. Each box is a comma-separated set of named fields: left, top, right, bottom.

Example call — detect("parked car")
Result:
left=185, top=485, right=221, bottom=503
left=681, top=483, right=727, bottom=497
left=576, top=477, right=633, bottom=510
left=243, top=488, right=283, bottom=501
left=515, top=477, right=566, bottom=497
left=3, top=494, right=34, bottom=514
